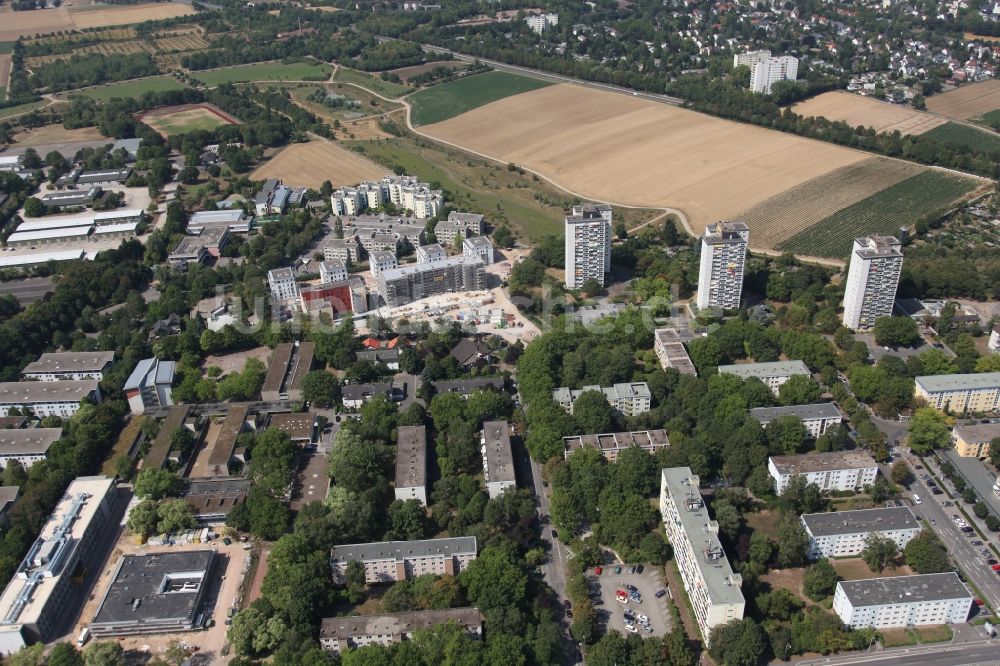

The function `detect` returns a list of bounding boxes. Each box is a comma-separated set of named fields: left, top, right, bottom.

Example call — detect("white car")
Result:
left=637, top=614, right=649, bottom=624
left=624, top=623, right=638, bottom=634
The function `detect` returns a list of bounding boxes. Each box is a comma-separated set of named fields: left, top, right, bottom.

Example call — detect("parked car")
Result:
left=641, top=624, right=654, bottom=634
left=989, top=564, right=1000, bottom=571
left=636, top=614, right=649, bottom=624
left=629, top=565, right=637, bottom=574
left=629, top=591, right=642, bottom=603
left=594, top=567, right=602, bottom=575
left=616, top=590, right=628, bottom=603
left=987, top=559, right=998, bottom=565
left=973, top=540, right=985, bottom=546
left=625, top=584, right=638, bottom=593
left=563, top=600, right=571, bottom=609
left=636, top=564, right=644, bottom=574
left=624, top=624, right=638, bottom=634
left=614, top=566, right=622, bottom=574
left=624, top=610, right=636, bottom=622
left=551, top=529, right=558, bottom=538
left=943, top=501, right=953, bottom=506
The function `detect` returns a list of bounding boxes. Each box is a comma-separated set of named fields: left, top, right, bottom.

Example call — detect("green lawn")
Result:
left=409, top=71, right=552, bottom=126
left=977, top=109, right=1000, bottom=130
left=922, top=121, right=1000, bottom=153
left=778, top=170, right=981, bottom=258
left=0, top=100, right=45, bottom=118
left=192, top=61, right=332, bottom=86
left=0, top=42, right=14, bottom=55
left=333, top=66, right=411, bottom=98
left=75, top=76, right=188, bottom=102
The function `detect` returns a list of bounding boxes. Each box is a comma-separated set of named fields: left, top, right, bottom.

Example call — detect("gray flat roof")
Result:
left=749, top=403, right=843, bottom=424
left=22, top=351, right=114, bottom=376
left=321, top=608, right=482, bottom=641
left=395, top=426, right=426, bottom=490
left=208, top=404, right=250, bottom=468
left=0, top=379, right=98, bottom=404
left=268, top=412, right=314, bottom=440
left=770, top=450, right=878, bottom=475
left=954, top=424, right=1000, bottom=443
left=380, top=254, right=483, bottom=280
left=433, top=377, right=503, bottom=396
left=660, top=467, right=745, bottom=606
left=341, top=383, right=391, bottom=401
left=0, top=428, right=61, bottom=456
left=91, top=550, right=215, bottom=625
left=837, top=573, right=972, bottom=607
left=482, top=421, right=515, bottom=484
left=654, top=328, right=697, bottom=375
left=718, top=360, right=810, bottom=378
left=7, top=227, right=91, bottom=243
left=916, top=373, right=1000, bottom=393
left=564, top=429, right=669, bottom=454
left=463, top=235, right=492, bottom=249
left=802, top=507, right=919, bottom=537
left=262, top=343, right=294, bottom=394
left=331, top=536, right=477, bottom=563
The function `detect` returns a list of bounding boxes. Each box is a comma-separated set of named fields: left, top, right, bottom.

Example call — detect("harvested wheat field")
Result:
left=0, top=8, right=75, bottom=41
left=15, top=123, right=108, bottom=145
left=252, top=139, right=385, bottom=189
left=735, top=158, right=925, bottom=249
left=69, top=2, right=195, bottom=29
left=926, top=79, right=1000, bottom=121
left=420, top=84, right=869, bottom=235
left=793, top=92, right=946, bottom=135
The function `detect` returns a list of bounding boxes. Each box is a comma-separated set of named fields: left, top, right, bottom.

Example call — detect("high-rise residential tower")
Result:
left=564, top=204, right=612, bottom=290
left=696, top=221, right=749, bottom=311
left=841, top=236, right=902, bottom=330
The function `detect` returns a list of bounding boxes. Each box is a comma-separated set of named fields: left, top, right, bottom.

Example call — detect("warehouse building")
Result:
left=6, top=225, right=92, bottom=248
left=0, top=380, right=101, bottom=418
left=801, top=507, right=921, bottom=559
left=320, top=608, right=482, bottom=655
left=833, top=573, right=973, bottom=629
left=93, top=209, right=145, bottom=227
left=331, top=537, right=478, bottom=584
left=39, top=188, right=101, bottom=210
left=21, top=351, right=115, bottom=382
left=187, top=209, right=252, bottom=233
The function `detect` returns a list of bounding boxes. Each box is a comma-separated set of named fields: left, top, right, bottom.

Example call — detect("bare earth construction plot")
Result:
left=420, top=84, right=868, bottom=236
left=251, top=138, right=385, bottom=189
left=792, top=92, right=946, bottom=134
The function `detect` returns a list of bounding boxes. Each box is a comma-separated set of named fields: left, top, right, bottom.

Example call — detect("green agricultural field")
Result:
left=778, top=170, right=981, bottom=258
left=75, top=76, right=188, bottom=102
left=409, top=71, right=552, bottom=126
left=0, top=99, right=45, bottom=118
left=975, top=109, right=1000, bottom=131
left=192, top=61, right=332, bottom=86
left=0, top=42, right=14, bottom=55
left=333, top=67, right=411, bottom=98
left=922, top=121, right=1000, bottom=153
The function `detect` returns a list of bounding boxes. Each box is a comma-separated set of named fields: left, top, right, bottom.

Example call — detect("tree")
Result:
left=766, top=415, right=808, bottom=454
left=904, top=530, right=951, bottom=573
left=83, top=641, right=124, bottom=666
left=23, top=197, right=43, bottom=218
left=990, top=439, right=1000, bottom=469
left=8, top=645, right=45, bottom=666
left=572, top=390, right=615, bottom=435
left=908, top=408, right=952, bottom=453
left=774, top=513, right=809, bottom=568
left=48, top=643, right=83, bottom=666
left=803, top=559, right=839, bottom=600
left=328, top=429, right=388, bottom=493
left=345, top=559, right=366, bottom=603
left=778, top=375, right=822, bottom=406
left=862, top=533, right=898, bottom=572
left=387, top=499, right=429, bottom=540
left=713, top=500, right=743, bottom=542
left=708, top=618, right=767, bottom=666
left=228, top=606, right=286, bottom=657
left=891, top=460, right=913, bottom=485
left=127, top=498, right=159, bottom=538
left=301, top=370, right=340, bottom=407
left=156, top=499, right=196, bottom=534
left=873, top=316, right=921, bottom=347
left=134, top=468, right=183, bottom=499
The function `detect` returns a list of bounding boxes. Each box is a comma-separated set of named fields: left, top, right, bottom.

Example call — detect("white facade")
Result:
left=989, top=325, right=1000, bottom=354
left=733, top=49, right=771, bottom=69
left=21, top=352, right=115, bottom=382
left=526, top=12, right=559, bottom=33
left=415, top=243, right=447, bottom=264
left=749, top=403, right=843, bottom=438
left=768, top=451, right=880, bottom=494
left=750, top=55, right=799, bottom=94
left=331, top=537, right=477, bottom=584
left=553, top=382, right=652, bottom=417
left=833, top=574, right=973, bottom=629
left=320, top=260, right=348, bottom=285
left=0, top=381, right=101, bottom=418
left=123, top=358, right=173, bottom=415
left=801, top=507, right=921, bottom=559
left=717, top=360, right=810, bottom=396
left=267, top=268, right=299, bottom=303
left=697, top=222, right=749, bottom=311
left=564, top=206, right=611, bottom=290
left=369, top=250, right=398, bottom=278
left=463, top=236, right=495, bottom=265
left=842, top=236, right=903, bottom=330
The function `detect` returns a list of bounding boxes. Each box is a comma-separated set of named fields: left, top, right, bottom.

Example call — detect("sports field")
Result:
left=409, top=71, right=552, bottom=126
left=192, top=61, right=332, bottom=86
left=75, top=75, right=188, bottom=101
left=251, top=139, right=385, bottom=189
left=926, top=80, right=1000, bottom=121
left=792, top=91, right=945, bottom=135
left=139, top=103, right=238, bottom=136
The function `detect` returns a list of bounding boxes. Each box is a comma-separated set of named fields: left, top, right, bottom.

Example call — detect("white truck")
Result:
left=985, top=621, right=996, bottom=638
left=76, top=627, right=91, bottom=647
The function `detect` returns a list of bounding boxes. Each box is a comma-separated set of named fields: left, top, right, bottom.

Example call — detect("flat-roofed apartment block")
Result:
left=952, top=423, right=1000, bottom=458
left=378, top=255, right=486, bottom=308
left=801, top=507, right=921, bottom=559
left=842, top=236, right=903, bottom=330
left=564, top=204, right=611, bottom=290
left=90, top=550, right=216, bottom=637
left=267, top=267, right=299, bottom=303
left=768, top=450, right=879, bottom=494
left=552, top=382, right=651, bottom=417
left=320, top=608, right=482, bottom=655
left=331, top=537, right=478, bottom=584
left=0, top=476, right=115, bottom=654
left=463, top=236, right=494, bottom=265
left=369, top=250, right=398, bottom=278
left=324, top=237, right=361, bottom=265
left=395, top=426, right=427, bottom=506
left=563, top=429, right=669, bottom=461
left=0, top=428, right=61, bottom=471
left=415, top=243, right=446, bottom=264
left=482, top=421, right=515, bottom=499
left=915, top=373, right=1000, bottom=413
left=659, top=467, right=744, bottom=643
left=21, top=351, right=114, bottom=381
left=432, top=377, right=504, bottom=399
left=261, top=342, right=315, bottom=402
left=435, top=212, right=484, bottom=245
left=696, top=221, right=749, bottom=311
left=717, top=360, right=810, bottom=396
left=123, top=358, right=174, bottom=415
left=653, top=328, right=697, bottom=375
left=319, top=259, right=348, bottom=284
left=833, top=573, right=973, bottom=629
left=749, top=402, right=843, bottom=438
left=0, top=380, right=101, bottom=418
left=341, top=214, right=426, bottom=250
left=268, top=412, right=316, bottom=445
left=182, top=477, right=249, bottom=524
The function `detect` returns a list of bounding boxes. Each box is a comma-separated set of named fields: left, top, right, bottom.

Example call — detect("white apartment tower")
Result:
left=697, top=221, right=749, bottom=311
left=842, top=236, right=903, bottom=330
left=750, top=56, right=799, bottom=94
left=564, top=205, right=611, bottom=290
left=733, top=49, right=771, bottom=69
left=267, top=267, right=299, bottom=303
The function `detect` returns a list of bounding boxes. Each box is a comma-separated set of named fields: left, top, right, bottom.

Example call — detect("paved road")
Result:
left=798, top=640, right=1000, bottom=666
left=940, top=448, right=1000, bottom=520
left=0, top=276, right=54, bottom=305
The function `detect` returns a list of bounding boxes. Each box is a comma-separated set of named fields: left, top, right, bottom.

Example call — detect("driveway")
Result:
left=590, top=566, right=672, bottom=638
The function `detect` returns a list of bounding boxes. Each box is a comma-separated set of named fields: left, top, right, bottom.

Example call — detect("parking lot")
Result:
left=589, top=565, right=673, bottom=638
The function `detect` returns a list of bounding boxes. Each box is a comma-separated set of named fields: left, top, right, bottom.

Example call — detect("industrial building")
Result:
left=40, top=187, right=101, bottom=210
left=0, top=380, right=101, bottom=418
left=842, top=236, right=903, bottom=330
left=395, top=426, right=427, bottom=506
left=563, top=429, right=669, bottom=461
left=260, top=342, right=314, bottom=402
left=331, top=537, right=478, bottom=584
left=768, top=450, right=879, bottom=494
left=552, top=382, right=651, bottom=416
left=659, top=467, right=745, bottom=643
left=123, top=358, right=175, bottom=414
left=801, top=507, right=921, bottom=559
left=0, top=429, right=62, bottom=471
left=833, top=573, right=973, bottom=629
left=653, top=328, right=697, bottom=375
left=320, top=608, right=482, bottom=655
left=90, top=550, right=216, bottom=637
left=481, top=421, right=515, bottom=499
left=0, top=476, right=116, bottom=654
left=378, top=255, right=486, bottom=308
left=717, top=360, right=811, bottom=395
left=749, top=403, right=843, bottom=438
left=21, top=351, right=115, bottom=382
left=914, top=373, right=1000, bottom=413
left=696, top=221, right=749, bottom=311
